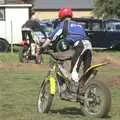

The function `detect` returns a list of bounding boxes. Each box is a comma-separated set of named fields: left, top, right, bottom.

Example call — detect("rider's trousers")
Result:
left=70, top=42, right=92, bottom=73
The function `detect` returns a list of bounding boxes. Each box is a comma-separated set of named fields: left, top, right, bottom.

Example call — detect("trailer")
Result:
left=0, top=4, right=32, bottom=52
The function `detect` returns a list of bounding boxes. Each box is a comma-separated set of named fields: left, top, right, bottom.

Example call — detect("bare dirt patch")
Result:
left=0, top=62, right=49, bottom=73
left=108, top=76, right=120, bottom=88
left=92, top=52, right=120, bottom=67
left=92, top=52, right=120, bottom=88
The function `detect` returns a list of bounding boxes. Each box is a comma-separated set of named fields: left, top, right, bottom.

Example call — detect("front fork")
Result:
left=46, top=66, right=57, bottom=95
left=48, top=76, right=56, bottom=95
left=40, top=73, right=56, bottom=95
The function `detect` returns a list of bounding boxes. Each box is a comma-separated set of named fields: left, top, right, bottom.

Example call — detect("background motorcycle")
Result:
left=19, top=19, right=53, bottom=64
left=19, top=27, right=47, bottom=64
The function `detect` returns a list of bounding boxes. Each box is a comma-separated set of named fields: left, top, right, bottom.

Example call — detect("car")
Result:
left=72, top=18, right=120, bottom=50
left=104, top=19, right=120, bottom=32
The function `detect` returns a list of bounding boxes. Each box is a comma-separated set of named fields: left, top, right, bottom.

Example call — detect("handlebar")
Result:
left=43, top=51, right=71, bottom=61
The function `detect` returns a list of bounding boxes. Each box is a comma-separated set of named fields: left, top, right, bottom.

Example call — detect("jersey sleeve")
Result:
left=49, top=21, right=64, bottom=41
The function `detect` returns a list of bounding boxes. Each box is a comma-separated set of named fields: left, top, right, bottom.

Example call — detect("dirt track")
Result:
left=0, top=51, right=120, bottom=69
left=92, top=52, right=120, bottom=67
left=0, top=62, right=49, bottom=73
left=0, top=52, right=120, bottom=73
left=0, top=52, right=120, bottom=87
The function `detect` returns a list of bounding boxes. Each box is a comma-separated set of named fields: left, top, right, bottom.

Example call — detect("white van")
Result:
left=0, top=4, right=32, bottom=52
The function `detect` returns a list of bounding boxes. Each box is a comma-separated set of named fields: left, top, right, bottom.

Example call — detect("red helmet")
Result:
left=59, top=8, right=73, bottom=19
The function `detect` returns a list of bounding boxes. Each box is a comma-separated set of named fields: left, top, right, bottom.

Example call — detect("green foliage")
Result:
left=93, top=0, right=120, bottom=18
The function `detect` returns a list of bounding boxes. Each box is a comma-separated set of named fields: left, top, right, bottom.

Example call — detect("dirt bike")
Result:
left=19, top=19, right=54, bottom=64
left=19, top=28, right=46, bottom=64
left=37, top=51, right=111, bottom=118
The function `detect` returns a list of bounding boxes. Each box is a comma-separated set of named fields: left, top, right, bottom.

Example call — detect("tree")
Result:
left=93, top=0, right=120, bottom=18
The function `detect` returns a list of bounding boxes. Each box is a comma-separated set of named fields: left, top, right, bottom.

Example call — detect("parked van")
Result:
left=0, top=4, right=32, bottom=52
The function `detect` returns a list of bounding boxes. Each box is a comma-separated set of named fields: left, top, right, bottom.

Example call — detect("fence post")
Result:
left=11, top=20, right=13, bottom=53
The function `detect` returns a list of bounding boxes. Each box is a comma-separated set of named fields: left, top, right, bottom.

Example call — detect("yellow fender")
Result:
left=48, top=76, right=56, bottom=95
left=85, top=62, right=109, bottom=73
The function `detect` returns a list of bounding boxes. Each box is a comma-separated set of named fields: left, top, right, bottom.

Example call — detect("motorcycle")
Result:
left=37, top=51, right=111, bottom=118
left=19, top=28, right=46, bottom=64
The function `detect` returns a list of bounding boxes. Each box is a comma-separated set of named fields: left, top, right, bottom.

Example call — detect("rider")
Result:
left=39, top=8, right=92, bottom=83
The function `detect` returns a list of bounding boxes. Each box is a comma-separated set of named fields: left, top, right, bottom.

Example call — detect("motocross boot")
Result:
left=69, top=80, right=79, bottom=93
left=60, top=88, right=76, bottom=101
left=60, top=80, right=78, bottom=101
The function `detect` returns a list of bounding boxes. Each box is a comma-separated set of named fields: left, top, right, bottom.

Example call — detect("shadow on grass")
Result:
left=50, top=107, right=111, bottom=119
left=51, top=107, right=83, bottom=116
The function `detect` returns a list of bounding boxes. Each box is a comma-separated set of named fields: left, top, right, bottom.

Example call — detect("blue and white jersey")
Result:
left=49, top=20, right=87, bottom=45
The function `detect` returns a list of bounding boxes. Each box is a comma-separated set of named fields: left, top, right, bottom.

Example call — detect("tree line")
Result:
left=93, top=0, right=120, bottom=18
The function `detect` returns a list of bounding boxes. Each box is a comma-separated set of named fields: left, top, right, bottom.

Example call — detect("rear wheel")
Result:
left=38, top=80, right=54, bottom=113
left=0, top=38, right=9, bottom=52
left=81, top=80, right=111, bottom=118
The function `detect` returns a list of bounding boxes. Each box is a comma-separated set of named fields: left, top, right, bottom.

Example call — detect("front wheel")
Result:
left=38, top=80, right=54, bottom=113
left=81, top=80, right=111, bottom=118
left=19, top=46, right=31, bottom=63
left=19, top=46, right=43, bottom=64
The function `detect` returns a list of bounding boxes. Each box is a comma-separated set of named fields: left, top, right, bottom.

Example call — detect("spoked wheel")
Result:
left=19, top=46, right=31, bottom=63
left=81, top=80, right=111, bottom=118
left=38, top=80, right=54, bottom=113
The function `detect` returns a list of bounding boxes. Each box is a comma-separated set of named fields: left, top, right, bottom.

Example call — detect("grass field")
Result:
left=0, top=51, right=120, bottom=120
